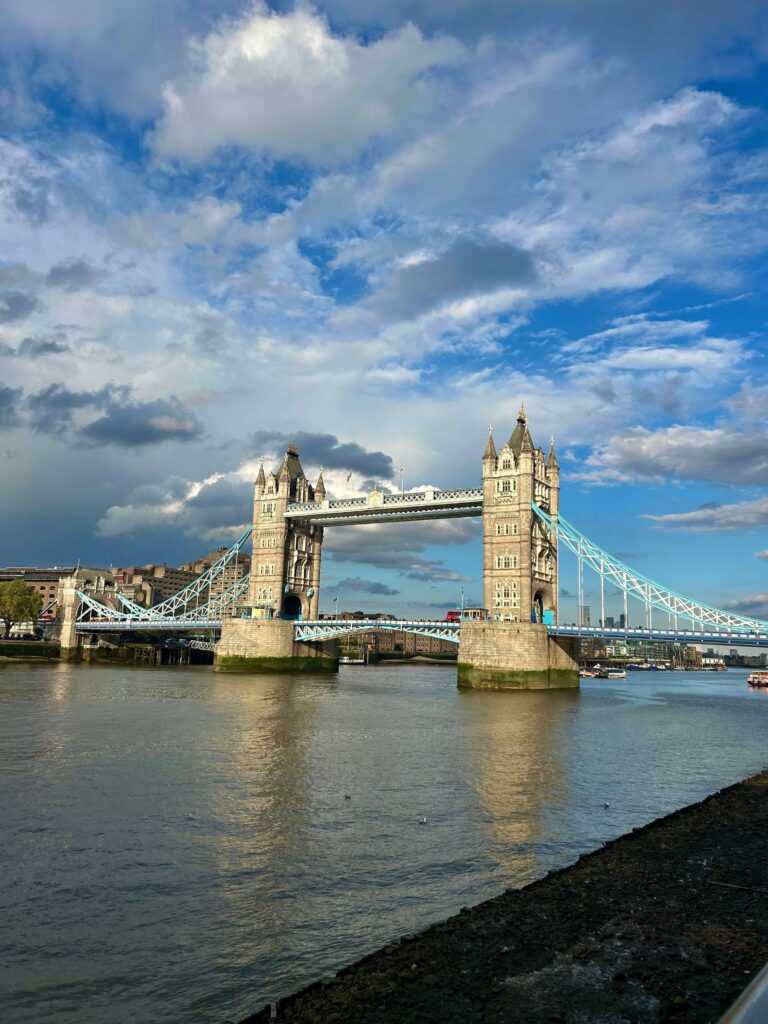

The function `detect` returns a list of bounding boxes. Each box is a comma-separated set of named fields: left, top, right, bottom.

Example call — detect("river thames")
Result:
left=1, top=662, right=766, bottom=1023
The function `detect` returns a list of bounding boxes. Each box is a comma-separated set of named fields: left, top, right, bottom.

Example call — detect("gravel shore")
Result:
left=240, top=770, right=768, bottom=1024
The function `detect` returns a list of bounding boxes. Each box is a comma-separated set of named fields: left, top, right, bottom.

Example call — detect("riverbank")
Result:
left=241, top=770, right=768, bottom=1024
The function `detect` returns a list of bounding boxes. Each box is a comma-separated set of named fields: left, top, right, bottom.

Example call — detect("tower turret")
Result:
left=482, top=425, right=497, bottom=477
left=546, top=436, right=559, bottom=517
left=314, top=467, right=326, bottom=501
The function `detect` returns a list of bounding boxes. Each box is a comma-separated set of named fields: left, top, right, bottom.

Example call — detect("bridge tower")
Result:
left=482, top=409, right=559, bottom=624
left=215, top=442, right=338, bottom=673
left=249, top=443, right=323, bottom=621
left=458, top=411, right=578, bottom=690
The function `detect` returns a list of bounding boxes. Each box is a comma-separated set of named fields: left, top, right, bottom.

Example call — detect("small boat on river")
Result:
left=747, top=670, right=768, bottom=689
left=596, top=667, right=627, bottom=680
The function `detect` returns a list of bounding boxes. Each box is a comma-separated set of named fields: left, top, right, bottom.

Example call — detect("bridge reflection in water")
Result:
left=461, top=686, right=578, bottom=888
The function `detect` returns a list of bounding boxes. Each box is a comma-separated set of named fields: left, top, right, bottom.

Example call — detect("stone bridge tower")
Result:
left=481, top=408, right=559, bottom=623
left=458, top=409, right=577, bottom=690
left=216, top=442, right=337, bottom=672
left=249, top=443, right=324, bottom=621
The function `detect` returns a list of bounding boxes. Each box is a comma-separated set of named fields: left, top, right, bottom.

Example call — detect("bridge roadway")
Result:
left=283, top=488, right=483, bottom=526
left=75, top=618, right=768, bottom=647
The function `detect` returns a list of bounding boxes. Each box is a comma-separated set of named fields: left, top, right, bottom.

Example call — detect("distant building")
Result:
left=179, top=547, right=251, bottom=616
left=701, top=647, right=726, bottom=670
left=342, top=626, right=457, bottom=659
left=619, top=613, right=627, bottom=628
left=114, top=564, right=199, bottom=606
left=0, top=565, right=111, bottom=616
left=580, top=604, right=591, bottom=627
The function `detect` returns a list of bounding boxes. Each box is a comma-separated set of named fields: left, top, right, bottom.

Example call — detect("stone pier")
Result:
left=214, top=618, right=338, bottom=674
left=57, top=576, right=82, bottom=661
left=457, top=621, right=579, bottom=690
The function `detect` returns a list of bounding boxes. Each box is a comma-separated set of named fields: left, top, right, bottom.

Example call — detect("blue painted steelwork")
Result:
left=75, top=574, right=250, bottom=630
left=111, top=527, right=252, bottom=620
left=79, top=619, right=222, bottom=632
left=550, top=624, right=768, bottom=648
left=532, top=503, right=768, bottom=635
left=294, top=619, right=460, bottom=643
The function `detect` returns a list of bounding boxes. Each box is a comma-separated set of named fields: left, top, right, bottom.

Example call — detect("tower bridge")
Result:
left=63, top=409, right=768, bottom=686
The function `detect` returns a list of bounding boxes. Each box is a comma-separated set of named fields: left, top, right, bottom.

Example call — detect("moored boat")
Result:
left=596, top=667, right=627, bottom=680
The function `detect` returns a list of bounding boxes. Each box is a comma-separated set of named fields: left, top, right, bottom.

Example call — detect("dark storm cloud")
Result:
left=253, top=429, right=395, bottom=480
left=26, top=383, right=109, bottom=433
left=17, top=334, right=70, bottom=358
left=25, top=383, right=203, bottom=447
left=366, top=237, right=536, bottom=322
left=0, top=384, right=22, bottom=426
left=326, top=577, right=400, bottom=597
left=45, top=258, right=105, bottom=291
left=184, top=477, right=252, bottom=530
left=79, top=396, right=203, bottom=448
left=0, top=290, right=38, bottom=323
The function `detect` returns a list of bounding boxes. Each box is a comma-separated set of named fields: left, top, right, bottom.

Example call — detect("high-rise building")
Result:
left=579, top=604, right=591, bottom=627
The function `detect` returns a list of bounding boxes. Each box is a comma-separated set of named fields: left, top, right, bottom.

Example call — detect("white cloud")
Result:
left=722, top=593, right=768, bottom=617
left=152, top=4, right=465, bottom=165
left=644, top=497, right=768, bottom=531
left=578, top=423, right=768, bottom=487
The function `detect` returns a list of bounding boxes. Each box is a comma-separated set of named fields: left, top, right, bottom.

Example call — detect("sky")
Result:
left=1, top=0, right=767, bottom=621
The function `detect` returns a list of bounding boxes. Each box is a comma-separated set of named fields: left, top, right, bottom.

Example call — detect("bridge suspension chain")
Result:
left=532, top=503, right=768, bottom=634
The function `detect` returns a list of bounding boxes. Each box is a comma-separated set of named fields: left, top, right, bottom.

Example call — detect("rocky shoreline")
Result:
left=240, top=770, right=768, bottom=1024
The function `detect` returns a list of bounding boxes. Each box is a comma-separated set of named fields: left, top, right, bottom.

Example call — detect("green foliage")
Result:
left=0, top=580, right=44, bottom=638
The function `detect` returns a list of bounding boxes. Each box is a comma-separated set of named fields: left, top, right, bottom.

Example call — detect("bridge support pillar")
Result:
left=214, top=618, right=339, bottom=674
left=57, top=576, right=82, bottom=661
left=457, top=621, right=579, bottom=690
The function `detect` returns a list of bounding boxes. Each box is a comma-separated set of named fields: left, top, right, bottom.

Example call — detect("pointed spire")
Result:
left=256, top=461, right=266, bottom=487
left=547, top=435, right=559, bottom=468
left=483, top=424, right=497, bottom=461
left=315, top=466, right=326, bottom=500
left=508, top=404, right=534, bottom=452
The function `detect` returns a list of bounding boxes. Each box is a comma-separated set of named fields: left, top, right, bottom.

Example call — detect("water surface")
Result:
left=1, top=662, right=765, bottom=1023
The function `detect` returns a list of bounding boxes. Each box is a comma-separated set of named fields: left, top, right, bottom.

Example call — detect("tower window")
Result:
left=502, top=458, right=511, bottom=469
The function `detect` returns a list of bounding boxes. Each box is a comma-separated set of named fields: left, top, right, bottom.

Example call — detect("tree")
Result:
left=0, top=580, right=43, bottom=639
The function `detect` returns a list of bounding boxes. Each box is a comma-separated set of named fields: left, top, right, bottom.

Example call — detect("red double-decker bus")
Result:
left=446, top=609, right=461, bottom=621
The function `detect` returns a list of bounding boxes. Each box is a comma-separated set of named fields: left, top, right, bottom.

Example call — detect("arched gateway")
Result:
left=215, top=412, right=579, bottom=688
